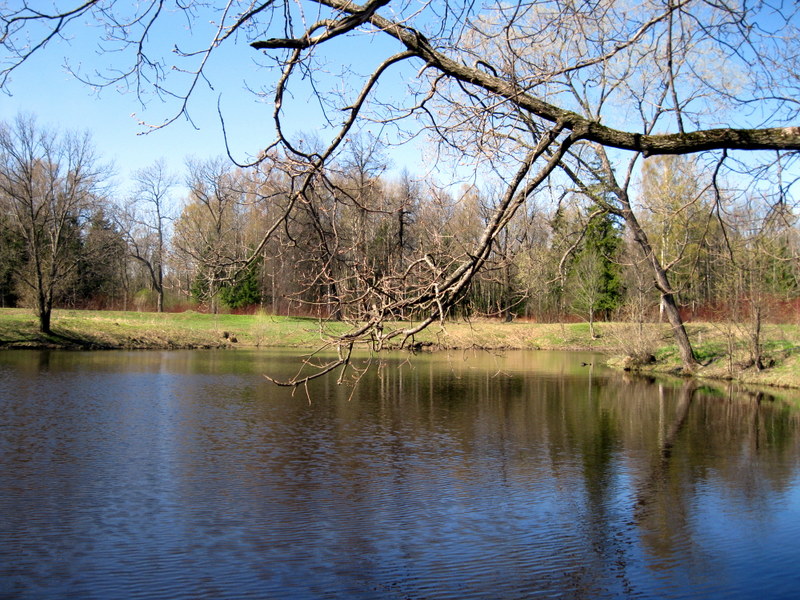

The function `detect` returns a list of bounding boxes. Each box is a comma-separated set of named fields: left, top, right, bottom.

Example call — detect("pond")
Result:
left=1, top=348, right=799, bottom=599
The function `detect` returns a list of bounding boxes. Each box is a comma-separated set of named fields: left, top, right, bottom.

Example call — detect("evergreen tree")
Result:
left=219, top=262, right=262, bottom=310
left=73, top=208, right=128, bottom=308
left=582, top=204, right=624, bottom=318
left=0, top=210, right=22, bottom=307
left=567, top=204, right=624, bottom=334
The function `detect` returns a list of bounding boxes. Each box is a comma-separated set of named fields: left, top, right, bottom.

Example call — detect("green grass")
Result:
left=0, top=308, right=623, bottom=352
left=0, top=308, right=352, bottom=349
left=692, top=341, right=728, bottom=364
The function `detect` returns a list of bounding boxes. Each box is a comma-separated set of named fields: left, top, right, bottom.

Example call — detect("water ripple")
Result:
left=1, top=350, right=799, bottom=599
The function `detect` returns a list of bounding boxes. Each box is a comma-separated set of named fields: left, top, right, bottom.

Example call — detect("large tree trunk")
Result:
left=35, top=275, right=52, bottom=334
left=156, top=265, right=164, bottom=313
left=38, top=305, right=51, bottom=334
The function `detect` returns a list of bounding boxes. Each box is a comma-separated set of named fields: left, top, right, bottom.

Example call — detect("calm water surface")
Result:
left=1, top=349, right=799, bottom=599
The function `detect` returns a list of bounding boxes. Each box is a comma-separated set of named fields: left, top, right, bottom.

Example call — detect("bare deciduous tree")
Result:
left=0, top=114, right=106, bottom=333
left=174, top=157, right=248, bottom=313
left=116, top=159, right=176, bottom=312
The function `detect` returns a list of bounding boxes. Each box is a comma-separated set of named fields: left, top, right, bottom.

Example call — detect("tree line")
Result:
left=2, top=115, right=797, bottom=354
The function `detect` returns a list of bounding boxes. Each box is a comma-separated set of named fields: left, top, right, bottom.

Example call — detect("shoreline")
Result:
left=2, top=307, right=800, bottom=391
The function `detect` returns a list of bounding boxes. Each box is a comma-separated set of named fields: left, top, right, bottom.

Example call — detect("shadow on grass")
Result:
left=48, top=328, right=117, bottom=349
left=0, top=326, right=115, bottom=350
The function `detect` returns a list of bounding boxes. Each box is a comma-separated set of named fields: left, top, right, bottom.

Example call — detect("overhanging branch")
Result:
left=308, top=0, right=800, bottom=155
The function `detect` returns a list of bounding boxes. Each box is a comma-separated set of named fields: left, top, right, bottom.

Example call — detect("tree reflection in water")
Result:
left=0, top=349, right=798, bottom=599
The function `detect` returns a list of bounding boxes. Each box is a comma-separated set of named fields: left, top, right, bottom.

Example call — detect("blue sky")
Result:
left=2, top=42, right=266, bottom=194
left=4, top=2, right=793, bottom=208
left=0, top=7, right=424, bottom=196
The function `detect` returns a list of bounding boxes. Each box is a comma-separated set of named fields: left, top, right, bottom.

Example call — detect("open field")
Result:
left=2, top=307, right=800, bottom=389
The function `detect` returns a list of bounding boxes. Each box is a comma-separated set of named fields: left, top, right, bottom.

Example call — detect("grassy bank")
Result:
left=2, top=307, right=800, bottom=389
left=0, top=308, right=352, bottom=350
left=0, top=307, right=615, bottom=352
left=621, top=321, right=800, bottom=390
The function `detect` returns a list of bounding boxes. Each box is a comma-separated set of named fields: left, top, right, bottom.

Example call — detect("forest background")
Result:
left=2, top=118, right=798, bottom=371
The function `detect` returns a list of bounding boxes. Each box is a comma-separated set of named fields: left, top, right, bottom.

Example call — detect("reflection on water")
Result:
left=1, top=349, right=799, bottom=599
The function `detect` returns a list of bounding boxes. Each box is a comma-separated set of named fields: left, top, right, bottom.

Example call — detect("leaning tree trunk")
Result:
left=573, top=151, right=699, bottom=371
left=656, top=284, right=697, bottom=371
left=621, top=205, right=699, bottom=372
